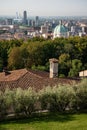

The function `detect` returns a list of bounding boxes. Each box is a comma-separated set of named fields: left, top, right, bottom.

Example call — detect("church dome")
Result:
left=53, top=21, right=68, bottom=38
left=54, top=24, right=67, bottom=34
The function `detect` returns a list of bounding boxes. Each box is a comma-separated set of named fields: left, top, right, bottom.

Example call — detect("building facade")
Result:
left=23, top=11, right=28, bottom=25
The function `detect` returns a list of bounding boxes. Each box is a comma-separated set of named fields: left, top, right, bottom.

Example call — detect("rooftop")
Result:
left=0, top=69, right=28, bottom=81
left=0, top=69, right=79, bottom=91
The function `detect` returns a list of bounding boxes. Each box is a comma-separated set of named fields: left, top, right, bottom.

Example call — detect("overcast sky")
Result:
left=0, top=0, right=87, bottom=16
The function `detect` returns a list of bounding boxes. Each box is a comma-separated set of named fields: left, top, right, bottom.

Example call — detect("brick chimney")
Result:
left=49, top=58, right=58, bottom=78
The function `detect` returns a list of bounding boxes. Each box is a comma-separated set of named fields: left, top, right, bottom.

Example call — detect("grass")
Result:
left=0, top=113, right=87, bottom=130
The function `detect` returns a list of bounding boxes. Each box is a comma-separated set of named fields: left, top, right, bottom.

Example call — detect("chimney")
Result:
left=3, top=67, right=11, bottom=76
left=49, top=58, right=58, bottom=78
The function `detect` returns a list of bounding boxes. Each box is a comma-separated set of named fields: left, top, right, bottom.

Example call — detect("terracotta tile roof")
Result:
left=0, top=68, right=79, bottom=91
left=0, top=69, right=28, bottom=81
left=28, top=69, right=49, bottom=78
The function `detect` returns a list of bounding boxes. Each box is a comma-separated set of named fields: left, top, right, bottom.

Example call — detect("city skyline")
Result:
left=0, top=0, right=87, bottom=17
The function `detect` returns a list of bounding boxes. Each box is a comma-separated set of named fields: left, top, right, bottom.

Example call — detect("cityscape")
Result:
left=0, top=10, right=87, bottom=40
left=0, top=0, right=87, bottom=40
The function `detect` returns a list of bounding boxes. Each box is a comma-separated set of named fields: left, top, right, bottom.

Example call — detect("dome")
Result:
left=54, top=24, right=68, bottom=34
left=53, top=22, right=68, bottom=38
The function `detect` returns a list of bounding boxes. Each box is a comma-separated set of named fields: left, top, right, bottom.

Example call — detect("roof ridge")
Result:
left=28, top=70, right=44, bottom=79
left=16, top=71, right=29, bottom=82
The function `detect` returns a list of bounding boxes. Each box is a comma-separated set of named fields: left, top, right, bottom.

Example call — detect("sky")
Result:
left=0, top=0, right=87, bottom=17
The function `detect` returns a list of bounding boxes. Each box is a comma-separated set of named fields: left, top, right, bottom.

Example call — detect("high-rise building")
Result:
left=28, top=19, right=32, bottom=26
left=23, top=10, right=28, bottom=25
left=31, top=20, right=35, bottom=27
left=6, top=19, right=13, bottom=25
left=16, top=12, right=19, bottom=19
left=35, top=16, right=39, bottom=27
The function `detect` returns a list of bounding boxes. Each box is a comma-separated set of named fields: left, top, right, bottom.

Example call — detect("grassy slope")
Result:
left=0, top=113, right=87, bottom=130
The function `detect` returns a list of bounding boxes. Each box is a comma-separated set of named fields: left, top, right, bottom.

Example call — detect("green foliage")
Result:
left=32, top=65, right=47, bottom=71
left=59, top=74, right=65, bottom=78
left=0, top=91, right=6, bottom=118
left=69, top=59, right=82, bottom=77
left=29, top=36, right=46, bottom=42
left=59, top=53, right=71, bottom=76
left=39, top=85, right=75, bottom=112
left=11, top=87, right=37, bottom=116
left=0, top=36, right=87, bottom=76
left=39, top=79, right=87, bottom=112
left=74, top=79, right=87, bottom=110
left=39, top=86, right=52, bottom=110
left=0, top=88, right=12, bottom=118
left=50, top=85, right=75, bottom=112
left=0, top=79, right=87, bottom=118
left=0, top=58, right=3, bottom=72
left=8, top=47, right=24, bottom=69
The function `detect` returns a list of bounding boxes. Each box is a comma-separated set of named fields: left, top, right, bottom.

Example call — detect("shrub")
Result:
left=32, top=65, right=47, bottom=71
left=0, top=91, right=6, bottom=118
left=11, top=87, right=37, bottom=116
left=39, top=85, right=75, bottom=112
left=69, top=59, right=82, bottom=77
left=0, top=78, right=87, bottom=118
left=39, top=86, right=52, bottom=110
left=49, top=85, right=75, bottom=112
left=59, top=74, right=65, bottom=78
left=0, top=88, right=12, bottom=119
left=74, top=79, right=87, bottom=110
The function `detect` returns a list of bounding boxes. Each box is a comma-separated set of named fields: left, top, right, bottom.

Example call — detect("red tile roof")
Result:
left=0, top=69, right=79, bottom=91
left=0, top=69, right=28, bottom=81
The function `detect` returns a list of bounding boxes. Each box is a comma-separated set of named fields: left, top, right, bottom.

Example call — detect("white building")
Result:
left=40, top=25, right=48, bottom=34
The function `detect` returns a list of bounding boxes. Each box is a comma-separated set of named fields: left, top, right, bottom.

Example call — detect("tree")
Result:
left=59, top=53, right=71, bottom=76
left=8, top=47, right=24, bottom=69
left=0, top=88, right=12, bottom=119
left=0, top=58, right=3, bottom=72
left=69, top=59, right=82, bottom=77
left=39, top=85, right=75, bottom=112
left=11, top=88, right=37, bottom=116
left=74, top=79, right=87, bottom=110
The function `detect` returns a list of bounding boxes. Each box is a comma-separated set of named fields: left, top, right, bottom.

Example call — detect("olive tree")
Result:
left=0, top=88, right=12, bottom=119
left=11, top=87, right=37, bottom=116
left=74, top=79, right=87, bottom=110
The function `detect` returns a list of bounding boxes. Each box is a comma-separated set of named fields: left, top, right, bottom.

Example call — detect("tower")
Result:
left=23, top=10, right=28, bottom=25
left=16, top=12, right=19, bottom=19
left=35, top=16, right=39, bottom=27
